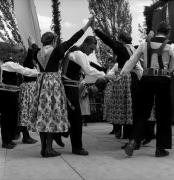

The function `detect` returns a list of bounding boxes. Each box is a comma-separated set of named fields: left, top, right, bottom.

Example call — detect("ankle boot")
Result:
left=155, top=148, right=169, bottom=157
left=114, top=125, right=122, bottom=139
left=44, top=133, right=61, bottom=157
left=124, top=139, right=137, bottom=157
left=109, top=124, right=115, bottom=134
left=53, top=133, right=65, bottom=147
left=21, top=126, right=37, bottom=144
left=39, top=132, right=47, bottom=157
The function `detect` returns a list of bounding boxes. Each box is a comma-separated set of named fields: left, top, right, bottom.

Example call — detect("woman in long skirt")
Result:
left=30, top=18, right=94, bottom=157
left=94, top=28, right=143, bottom=139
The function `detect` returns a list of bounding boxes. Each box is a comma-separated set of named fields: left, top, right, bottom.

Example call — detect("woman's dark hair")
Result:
left=118, top=32, right=132, bottom=44
left=41, top=32, right=57, bottom=46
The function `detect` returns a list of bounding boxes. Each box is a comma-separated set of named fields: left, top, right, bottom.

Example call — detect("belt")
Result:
left=0, top=83, right=20, bottom=92
left=63, top=79, right=80, bottom=87
left=143, top=68, right=171, bottom=77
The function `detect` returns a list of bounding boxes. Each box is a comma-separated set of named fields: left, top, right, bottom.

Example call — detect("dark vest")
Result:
left=64, top=46, right=82, bottom=81
left=2, top=71, right=23, bottom=86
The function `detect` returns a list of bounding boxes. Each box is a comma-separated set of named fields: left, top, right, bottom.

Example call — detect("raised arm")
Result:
left=28, top=36, right=40, bottom=61
left=94, top=29, right=122, bottom=52
left=120, top=43, right=144, bottom=77
left=62, top=16, right=95, bottom=52
left=23, top=48, right=34, bottom=68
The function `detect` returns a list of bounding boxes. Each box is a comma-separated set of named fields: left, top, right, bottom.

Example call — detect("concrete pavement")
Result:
left=0, top=123, right=174, bottom=180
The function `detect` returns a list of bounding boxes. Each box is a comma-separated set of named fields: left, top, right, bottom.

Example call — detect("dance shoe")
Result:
left=155, top=149, right=169, bottom=157
left=72, top=148, right=89, bottom=155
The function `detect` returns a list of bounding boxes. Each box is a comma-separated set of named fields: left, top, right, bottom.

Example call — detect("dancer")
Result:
left=30, top=17, right=94, bottom=157
left=121, top=21, right=174, bottom=157
left=92, top=25, right=143, bottom=139
left=16, top=42, right=38, bottom=144
left=0, top=49, right=39, bottom=149
left=63, top=35, right=114, bottom=155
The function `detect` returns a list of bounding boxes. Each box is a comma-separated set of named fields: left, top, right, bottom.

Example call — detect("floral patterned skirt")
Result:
left=30, top=72, right=70, bottom=133
left=18, top=81, right=36, bottom=129
left=103, top=73, right=133, bottom=125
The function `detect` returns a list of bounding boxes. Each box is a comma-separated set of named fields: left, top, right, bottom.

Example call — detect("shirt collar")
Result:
left=155, top=34, right=167, bottom=38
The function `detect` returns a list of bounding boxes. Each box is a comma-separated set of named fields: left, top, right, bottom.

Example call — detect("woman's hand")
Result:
left=28, top=36, right=35, bottom=49
left=146, top=30, right=154, bottom=41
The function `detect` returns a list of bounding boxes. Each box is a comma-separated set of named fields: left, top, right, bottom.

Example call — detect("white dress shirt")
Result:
left=68, top=51, right=105, bottom=79
left=121, top=35, right=174, bottom=76
left=1, top=61, right=39, bottom=77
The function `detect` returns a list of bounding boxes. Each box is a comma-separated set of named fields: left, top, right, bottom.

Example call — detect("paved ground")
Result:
left=0, top=123, right=174, bottom=180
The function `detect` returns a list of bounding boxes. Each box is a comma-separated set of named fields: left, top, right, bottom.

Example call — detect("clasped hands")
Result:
left=104, top=74, right=122, bottom=81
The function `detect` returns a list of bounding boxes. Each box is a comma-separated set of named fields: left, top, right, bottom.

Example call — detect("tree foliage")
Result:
left=51, top=0, right=62, bottom=44
left=0, top=0, right=23, bottom=45
left=88, top=0, right=132, bottom=66
left=89, top=0, right=132, bottom=39
left=137, top=23, right=147, bottom=43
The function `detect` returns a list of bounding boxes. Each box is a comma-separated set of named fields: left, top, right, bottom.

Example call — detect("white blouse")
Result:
left=68, top=50, right=105, bottom=78
left=1, top=61, right=39, bottom=77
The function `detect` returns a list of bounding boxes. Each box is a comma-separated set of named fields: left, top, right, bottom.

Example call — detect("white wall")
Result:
left=13, top=0, right=41, bottom=48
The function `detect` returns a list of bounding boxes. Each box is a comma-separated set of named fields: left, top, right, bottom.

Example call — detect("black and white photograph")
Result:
left=1, top=0, right=174, bottom=179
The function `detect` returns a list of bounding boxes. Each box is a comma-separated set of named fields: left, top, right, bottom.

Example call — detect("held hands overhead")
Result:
left=83, top=15, right=95, bottom=32
left=105, top=74, right=122, bottom=82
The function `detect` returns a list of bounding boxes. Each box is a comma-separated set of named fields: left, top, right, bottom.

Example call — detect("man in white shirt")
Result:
left=0, top=54, right=39, bottom=149
left=63, top=36, right=107, bottom=155
left=120, top=21, right=174, bottom=157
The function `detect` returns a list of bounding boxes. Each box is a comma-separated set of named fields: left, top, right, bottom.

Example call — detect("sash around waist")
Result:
left=63, top=79, right=80, bottom=87
left=0, top=83, right=20, bottom=92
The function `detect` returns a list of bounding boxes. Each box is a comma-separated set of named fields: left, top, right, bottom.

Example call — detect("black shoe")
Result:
left=121, top=142, right=140, bottom=150
left=2, top=143, right=15, bottom=149
left=10, top=141, right=17, bottom=146
left=54, top=137, right=65, bottom=147
left=124, top=140, right=136, bottom=157
left=72, top=148, right=89, bottom=156
left=155, top=149, right=169, bottom=157
left=22, top=137, right=37, bottom=144
left=142, top=139, right=152, bottom=146
left=61, top=132, right=69, bottom=138
left=121, top=143, right=128, bottom=149
left=43, top=149, right=61, bottom=158
left=83, top=122, right=88, bottom=127
left=109, top=130, right=115, bottom=135
left=40, top=150, right=45, bottom=157
left=13, top=133, right=21, bottom=140
left=51, top=148, right=61, bottom=156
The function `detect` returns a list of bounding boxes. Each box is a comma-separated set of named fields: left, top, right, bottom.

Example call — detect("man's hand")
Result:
left=146, top=30, right=154, bottom=41
left=105, top=74, right=117, bottom=81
